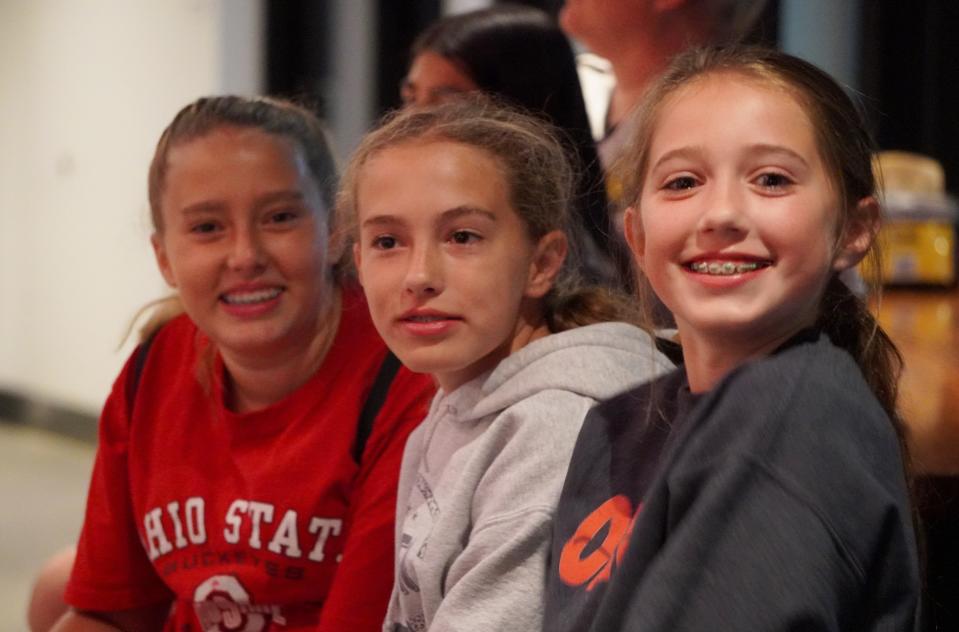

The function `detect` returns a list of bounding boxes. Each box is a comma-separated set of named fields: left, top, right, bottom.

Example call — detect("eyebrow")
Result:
left=650, top=143, right=810, bottom=170
left=179, top=190, right=307, bottom=216
left=361, top=205, right=497, bottom=228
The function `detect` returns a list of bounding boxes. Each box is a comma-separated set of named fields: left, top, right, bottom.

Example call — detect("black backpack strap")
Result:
left=125, top=333, right=158, bottom=420
left=654, top=336, right=684, bottom=366
left=352, top=351, right=402, bottom=463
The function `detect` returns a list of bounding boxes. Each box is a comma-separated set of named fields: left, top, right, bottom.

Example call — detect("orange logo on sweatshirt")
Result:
left=558, top=495, right=640, bottom=590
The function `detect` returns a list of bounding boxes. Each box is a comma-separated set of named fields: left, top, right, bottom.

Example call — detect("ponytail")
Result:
left=544, top=284, right=649, bottom=333
left=816, top=276, right=902, bottom=421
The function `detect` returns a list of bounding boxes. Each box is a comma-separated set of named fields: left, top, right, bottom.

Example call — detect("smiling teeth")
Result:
left=222, top=288, right=282, bottom=304
left=690, top=261, right=764, bottom=275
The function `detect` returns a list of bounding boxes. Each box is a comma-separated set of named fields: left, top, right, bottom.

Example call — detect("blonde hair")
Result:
left=136, top=95, right=342, bottom=344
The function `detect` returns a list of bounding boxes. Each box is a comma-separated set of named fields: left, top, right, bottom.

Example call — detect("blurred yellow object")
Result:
left=874, top=150, right=945, bottom=194
left=870, top=151, right=957, bottom=286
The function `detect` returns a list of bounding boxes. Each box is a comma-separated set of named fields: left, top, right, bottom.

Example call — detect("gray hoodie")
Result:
left=383, top=322, right=674, bottom=632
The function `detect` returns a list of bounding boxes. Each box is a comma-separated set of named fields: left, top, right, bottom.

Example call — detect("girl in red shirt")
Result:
left=36, top=96, right=434, bottom=632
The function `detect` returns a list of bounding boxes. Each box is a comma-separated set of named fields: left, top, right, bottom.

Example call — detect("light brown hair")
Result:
left=339, top=97, right=646, bottom=332
left=137, top=95, right=342, bottom=343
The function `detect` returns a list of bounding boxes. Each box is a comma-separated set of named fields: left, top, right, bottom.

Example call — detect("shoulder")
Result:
left=134, top=312, right=201, bottom=380
left=486, top=322, right=674, bottom=404
left=334, top=283, right=381, bottom=349
left=714, top=333, right=894, bottom=452
left=675, top=335, right=910, bottom=560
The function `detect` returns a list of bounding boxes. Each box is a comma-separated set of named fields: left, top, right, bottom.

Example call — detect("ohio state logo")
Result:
left=194, top=575, right=287, bottom=631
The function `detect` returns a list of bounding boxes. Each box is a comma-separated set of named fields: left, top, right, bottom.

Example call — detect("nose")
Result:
left=697, top=179, right=748, bottom=238
left=403, top=243, right=443, bottom=298
left=227, top=226, right=267, bottom=274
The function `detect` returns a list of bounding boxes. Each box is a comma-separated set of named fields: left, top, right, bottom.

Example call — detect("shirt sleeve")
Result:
left=65, top=349, right=175, bottom=610
left=316, top=367, right=434, bottom=632
left=603, top=453, right=918, bottom=631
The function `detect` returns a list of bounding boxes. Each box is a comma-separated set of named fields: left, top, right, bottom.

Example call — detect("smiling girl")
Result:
left=546, top=47, right=920, bottom=631
left=46, top=96, right=434, bottom=631
left=339, top=100, right=673, bottom=631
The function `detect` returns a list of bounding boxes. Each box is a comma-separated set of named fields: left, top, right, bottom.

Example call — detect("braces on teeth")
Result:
left=690, top=261, right=762, bottom=275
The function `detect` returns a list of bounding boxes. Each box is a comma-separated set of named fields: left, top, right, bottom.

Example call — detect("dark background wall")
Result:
left=264, top=0, right=959, bottom=194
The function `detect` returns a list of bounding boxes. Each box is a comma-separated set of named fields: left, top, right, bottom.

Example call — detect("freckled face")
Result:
left=400, top=52, right=479, bottom=107
left=353, top=140, right=546, bottom=392
left=627, top=74, right=844, bottom=355
left=152, top=126, right=334, bottom=358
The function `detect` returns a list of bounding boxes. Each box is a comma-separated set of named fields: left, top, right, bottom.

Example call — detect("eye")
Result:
left=754, top=172, right=794, bottom=190
left=267, top=209, right=300, bottom=224
left=190, top=221, right=220, bottom=235
left=372, top=235, right=398, bottom=250
left=663, top=176, right=698, bottom=191
left=449, top=230, right=481, bottom=245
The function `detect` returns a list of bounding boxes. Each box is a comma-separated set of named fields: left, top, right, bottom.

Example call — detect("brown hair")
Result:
left=615, top=45, right=908, bottom=466
left=616, top=46, right=901, bottom=416
left=138, top=95, right=342, bottom=343
left=339, top=97, right=645, bottom=333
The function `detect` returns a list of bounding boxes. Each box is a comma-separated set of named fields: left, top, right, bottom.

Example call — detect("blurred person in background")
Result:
left=561, top=0, right=768, bottom=187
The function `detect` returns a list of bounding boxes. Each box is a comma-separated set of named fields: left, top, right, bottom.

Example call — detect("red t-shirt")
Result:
left=66, top=287, right=434, bottom=631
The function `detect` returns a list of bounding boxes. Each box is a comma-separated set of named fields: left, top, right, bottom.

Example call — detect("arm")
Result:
left=64, top=351, right=175, bottom=616
left=51, top=605, right=170, bottom=632
left=316, top=368, right=434, bottom=632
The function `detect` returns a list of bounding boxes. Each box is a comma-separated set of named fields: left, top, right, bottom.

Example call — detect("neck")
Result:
left=435, top=301, right=551, bottom=394
left=606, top=50, right=668, bottom=127
left=603, top=18, right=710, bottom=128
left=221, top=288, right=342, bottom=413
left=679, top=325, right=801, bottom=394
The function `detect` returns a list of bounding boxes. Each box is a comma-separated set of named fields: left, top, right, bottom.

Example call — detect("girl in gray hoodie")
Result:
left=339, top=98, right=674, bottom=632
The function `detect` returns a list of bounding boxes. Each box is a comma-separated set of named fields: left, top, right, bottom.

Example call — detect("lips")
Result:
left=684, top=257, right=772, bottom=276
left=397, top=308, right=463, bottom=336
left=220, top=286, right=283, bottom=305
left=399, top=309, right=462, bottom=324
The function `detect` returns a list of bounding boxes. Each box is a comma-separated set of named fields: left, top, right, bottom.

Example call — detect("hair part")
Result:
left=339, top=97, right=646, bottom=333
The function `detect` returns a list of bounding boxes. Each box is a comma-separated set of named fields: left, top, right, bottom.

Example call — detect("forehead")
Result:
left=649, top=72, right=819, bottom=154
left=161, top=126, right=321, bottom=208
left=408, top=51, right=476, bottom=88
left=363, top=138, right=504, bottom=179
left=167, top=126, right=305, bottom=172
left=356, top=139, right=512, bottom=213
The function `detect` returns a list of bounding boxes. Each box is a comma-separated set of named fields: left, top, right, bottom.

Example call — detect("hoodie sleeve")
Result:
left=426, top=391, right=594, bottom=632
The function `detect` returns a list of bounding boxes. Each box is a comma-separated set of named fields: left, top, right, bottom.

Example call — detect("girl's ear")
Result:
left=833, top=196, right=880, bottom=272
left=525, top=230, right=568, bottom=298
left=151, top=233, right=178, bottom=288
left=623, top=206, right=646, bottom=271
